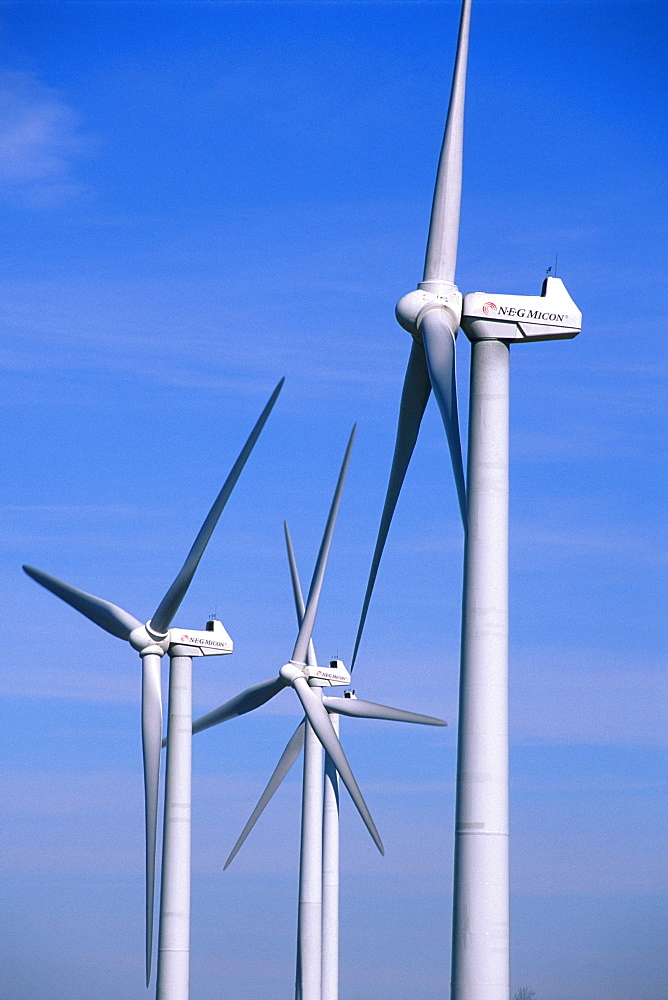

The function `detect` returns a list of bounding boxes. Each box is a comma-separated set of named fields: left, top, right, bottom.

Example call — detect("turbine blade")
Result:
left=420, top=309, right=467, bottom=525
left=22, top=565, right=141, bottom=641
left=295, top=938, right=302, bottom=1000
left=291, top=676, right=384, bottom=855
left=151, top=378, right=284, bottom=634
left=323, top=695, right=446, bottom=727
left=423, top=0, right=473, bottom=285
left=191, top=675, right=288, bottom=736
left=283, top=522, right=317, bottom=668
left=141, top=651, right=163, bottom=985
left=350, top=342, right=431, bottom=669
left=224, top=720, right=306, bottom=869
left=291, top=426, right=356, bottom=666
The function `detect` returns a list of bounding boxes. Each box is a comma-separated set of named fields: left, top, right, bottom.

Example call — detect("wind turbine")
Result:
left=350, top=2, right=582, bottom=999
left=189, top=428, right=400, bottom=1000
left=217, top=519, right=446, bottom=1000
left=22, top=378, right=283, bottom=1000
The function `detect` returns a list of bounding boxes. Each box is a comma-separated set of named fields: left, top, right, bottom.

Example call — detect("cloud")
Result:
left=510, top=650, right=668, bottom=747
left=0, top=71, right=92, bottom=207
left=512, top=522, right=668, bottom=567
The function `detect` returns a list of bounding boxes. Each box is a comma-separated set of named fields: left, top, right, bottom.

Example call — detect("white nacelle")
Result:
left=305, top=658, right=351, bottom=687
left=461, top=277, right=581, bottom=343
left=169, top=619, right=233, bottom=656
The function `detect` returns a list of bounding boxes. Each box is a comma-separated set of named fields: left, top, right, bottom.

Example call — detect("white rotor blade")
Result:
left=224, top=720, right=306, bottom=870
left=284, top=522, right=317, bottom=667
left=292, top=426, right=356, bottom=666
left=295, top=942, right=302, bottom=1000
left=323, top=696, right=446, bottom=727
left=141, top=651, right=162, bottom=985
left=191, top=676, right=288, bottom=736
left=291, top=675, right=384, bottom=855
left=420, top=309, right=467, bottom=525
left=423, top=0, right=473, bottom=285
left=151, top=378, right=284, bottom=634
left=350, top=342, right=431, bottom=669
left=22, top=565, right=141, bottom=640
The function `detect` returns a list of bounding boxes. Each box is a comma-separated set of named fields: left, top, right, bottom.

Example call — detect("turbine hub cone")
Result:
left=129, top=624, right=170, bottom=653
left=280, top=661, right=306, bottom=684
left=396, top=285, right=462, bottom=339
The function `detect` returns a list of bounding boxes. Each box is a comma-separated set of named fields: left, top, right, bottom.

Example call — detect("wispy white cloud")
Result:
left=0, top=503, right=142, bottom=514
left=510, top=649, right=668, bottom=747
left=0, top=666, right=136, bottom=704
left=0, top=71, right=92, bottom=207
left=512, top=522, right=668, bottom=567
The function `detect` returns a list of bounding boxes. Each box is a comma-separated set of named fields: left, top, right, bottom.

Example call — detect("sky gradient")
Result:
left=1, top=2, right=666, bottom=999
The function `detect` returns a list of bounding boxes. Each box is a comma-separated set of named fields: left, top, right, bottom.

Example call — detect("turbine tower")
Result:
left=351, top=3, right=581, bottom=999
left=23, top=379, right=283, bottom=1000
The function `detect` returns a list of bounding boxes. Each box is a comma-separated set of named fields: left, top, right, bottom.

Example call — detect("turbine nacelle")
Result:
left=306, top=658, right=350, bottom=687
left=461, top=276, right=582, bottom=343
left=128, top=618, right=234, bottom=656
left=169, top=620, right=234, bottom=656
left=279, top=658, right=351, bottom=687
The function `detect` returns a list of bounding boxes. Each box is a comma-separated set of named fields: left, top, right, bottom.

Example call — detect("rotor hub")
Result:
left=396, top=283, right=462, bottom=340
left=129, top=624, right=169, bottom=654
left=280, top=661, right=306, bottom=684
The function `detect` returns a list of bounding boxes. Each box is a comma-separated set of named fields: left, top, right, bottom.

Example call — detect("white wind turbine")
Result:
left=189, top=428, right=412, bottom=1000
left=351, top=2, right=582, bottom=999
left=214, top=519, right=446, bottom=1000
left=22, top=379, right=283, bottom=1000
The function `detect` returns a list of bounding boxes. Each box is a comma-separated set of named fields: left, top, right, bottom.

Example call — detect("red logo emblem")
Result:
left=482, top=301, right=497, bottom=316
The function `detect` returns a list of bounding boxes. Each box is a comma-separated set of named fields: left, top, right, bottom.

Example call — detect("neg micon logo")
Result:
left=482, top=301, right=497, bottom=316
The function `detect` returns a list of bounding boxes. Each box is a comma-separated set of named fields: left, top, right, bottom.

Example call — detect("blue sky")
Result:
left=1, top=1, right=666, bottom=998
